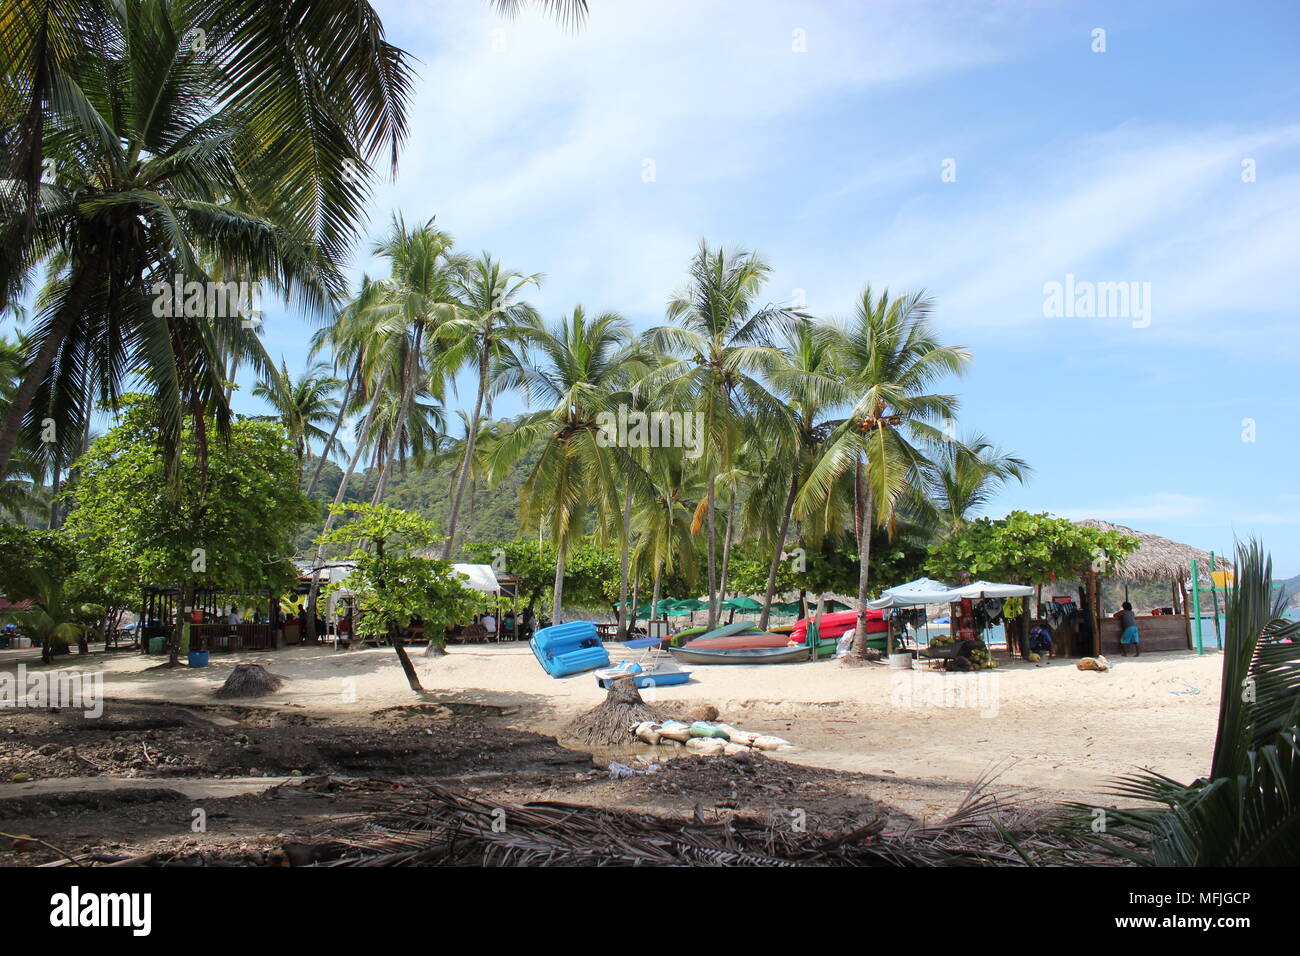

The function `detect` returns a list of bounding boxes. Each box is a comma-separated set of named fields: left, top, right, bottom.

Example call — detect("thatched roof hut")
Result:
left=1073, top=519, right=1230, bottom=583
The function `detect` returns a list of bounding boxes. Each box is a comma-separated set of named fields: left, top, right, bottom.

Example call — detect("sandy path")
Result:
left=0, top=642, right=1222, bottom=816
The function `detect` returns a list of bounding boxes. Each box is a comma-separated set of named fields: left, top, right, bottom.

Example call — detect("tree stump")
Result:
left=215, top=664, right=287, bottom=698
left=564, top=677, right=675, bottom=747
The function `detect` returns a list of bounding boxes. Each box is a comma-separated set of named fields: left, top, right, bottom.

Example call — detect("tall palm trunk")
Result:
left=306, top=360, right=357, bottom=498
left=854, top=455, right=875, bottom=658
left=0, top=266, right=96, bottom=482
left=760, top=470, right=800, bottom=630
left=718, top=495, right=735, bottom=607
left=442, top=348, right=488, bottom=559
left=552, top=546, right=567, bottom=624
left=705, top=475, right=718, bottom=629
left=372, top=335, right=422, bottom=505
left=47, top=460, right=61, bottom=529
left=617, top=479, right=633, bottom=640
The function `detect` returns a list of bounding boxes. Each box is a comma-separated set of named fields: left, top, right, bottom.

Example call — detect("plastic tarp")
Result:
left=451, top=563, right=501, bottom=593
left=867, top=577, right=961, bottom=609
left=950, top=580, right=1034, bottom=599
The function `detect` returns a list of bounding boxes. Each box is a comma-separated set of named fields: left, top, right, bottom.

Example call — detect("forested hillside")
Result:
left=295, top=442, right=541, bottom=556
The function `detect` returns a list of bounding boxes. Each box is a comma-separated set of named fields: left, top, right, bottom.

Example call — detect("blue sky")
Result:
left=66, top=1, right=1300, bottom=571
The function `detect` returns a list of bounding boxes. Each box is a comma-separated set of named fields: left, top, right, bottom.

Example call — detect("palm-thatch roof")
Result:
left=1074, top=519, right=1230, bottom=583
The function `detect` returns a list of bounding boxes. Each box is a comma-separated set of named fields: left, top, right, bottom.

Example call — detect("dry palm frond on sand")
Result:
left=302, top=778, right=1106, bottom=867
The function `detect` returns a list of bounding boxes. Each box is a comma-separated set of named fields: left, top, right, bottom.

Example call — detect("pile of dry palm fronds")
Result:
left=215, top=664, right=287, bottom=699
left=294, top=775, right=1107, bottom=867
left=564, top=677, right=675, bottom=747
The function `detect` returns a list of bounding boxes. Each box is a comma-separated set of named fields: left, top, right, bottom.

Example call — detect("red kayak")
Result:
left=790, top=609, right=887, bottom=643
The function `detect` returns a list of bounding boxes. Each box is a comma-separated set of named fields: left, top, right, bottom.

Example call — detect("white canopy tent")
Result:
left=951, top=580, right=1034, bottom=600
left=450, top=563, right=502, bottom=594
left=867, top=577, right=961, bottom=609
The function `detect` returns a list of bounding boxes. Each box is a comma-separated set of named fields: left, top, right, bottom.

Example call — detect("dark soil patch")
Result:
left=0, top=700, right=589, bottom=783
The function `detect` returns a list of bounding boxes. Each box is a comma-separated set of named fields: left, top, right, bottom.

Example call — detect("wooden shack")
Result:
left=1074, top=519, right=1231, bottom=654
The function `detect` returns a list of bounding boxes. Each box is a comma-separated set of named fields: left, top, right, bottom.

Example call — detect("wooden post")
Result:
left=1190, top=558, right=1203, bottom=655
left=1178, top=574, right=1191, bottom=649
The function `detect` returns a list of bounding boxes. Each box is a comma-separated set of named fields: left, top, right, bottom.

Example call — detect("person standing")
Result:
left=1115, top=601, right=1140, bottom=656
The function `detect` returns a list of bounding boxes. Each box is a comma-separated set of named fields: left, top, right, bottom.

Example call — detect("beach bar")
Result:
left=1074, top=519, right=1231, bottom=654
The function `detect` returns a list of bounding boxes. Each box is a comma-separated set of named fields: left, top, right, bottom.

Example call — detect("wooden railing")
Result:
left=188, top=623, right=274, bottom=652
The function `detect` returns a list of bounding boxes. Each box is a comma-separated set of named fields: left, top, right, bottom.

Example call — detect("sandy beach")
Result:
left=0, top=641, right=1223, bottom=819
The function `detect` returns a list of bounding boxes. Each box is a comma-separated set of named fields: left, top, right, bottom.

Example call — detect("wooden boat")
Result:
left=684, top=632, right=790, bottom=650
left=668, top=643, right=812, bottom=665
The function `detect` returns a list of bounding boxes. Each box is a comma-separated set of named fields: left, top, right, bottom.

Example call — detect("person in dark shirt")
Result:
left=1115, top=601, right=1140, bottom=656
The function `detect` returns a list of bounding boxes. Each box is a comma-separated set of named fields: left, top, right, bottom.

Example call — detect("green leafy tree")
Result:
left=60, top=395, right=312, bottom=664
left=319, top=503, right=486, bottom=691
left=925, top=511, right=1137, bottom=587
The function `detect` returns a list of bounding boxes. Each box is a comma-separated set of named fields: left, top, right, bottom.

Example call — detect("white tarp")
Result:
left=867, top=577, right=961, bottom=608
left=951, top=580, right=1034, bottom=599
left=451, top=563, right=501, bottom=593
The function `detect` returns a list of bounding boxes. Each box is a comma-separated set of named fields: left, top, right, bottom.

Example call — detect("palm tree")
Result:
left=799, top=287, right=969, bottom=655
left=925, top=432, right=1031, bottom=538
left=365, top=385, right=451, bottom=494
left=0, top=0, right=414, bottom=482
left=0, top=334, right=43, bottom=518
left=632, top=446, right=702, bottom=617
left=646, top=241, right=800, bottom=628
left=755, top=322, right=852, bottom=629
left=485, top=306, right=645, bottom=622
left=252, top=361, right=342, bottom=479
left=0, top=566, right=90, bottom=665
left=437, top=253, right=541, bottom=558
left=365, top=216, right=463, bottom=504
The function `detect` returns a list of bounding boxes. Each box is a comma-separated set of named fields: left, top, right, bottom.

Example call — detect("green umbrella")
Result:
left=673, top=598, right=707, bottom=611
left=663, top=606, right=693, bottom=617
left=722, top=596, right=764, bottom=612
left=772, top=601, right=802, bottom=615
left=826, top=600, right=852, bottom=612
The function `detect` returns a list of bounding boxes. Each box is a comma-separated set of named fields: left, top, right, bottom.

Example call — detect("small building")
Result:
left=1074, top=519, right=1232, bottom=653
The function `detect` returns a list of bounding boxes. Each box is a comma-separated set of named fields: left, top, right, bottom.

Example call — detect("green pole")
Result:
left=1208, top=550, right=1222, bottom=648
left=1190, top=558, right=1203, bottom=655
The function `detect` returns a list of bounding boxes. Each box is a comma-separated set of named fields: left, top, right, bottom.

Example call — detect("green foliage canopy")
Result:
left=60, top=396, right=312, bottom=599
left=320, top=503, right=487, bottom=646
left=925, top=510, right=1139, bottom=585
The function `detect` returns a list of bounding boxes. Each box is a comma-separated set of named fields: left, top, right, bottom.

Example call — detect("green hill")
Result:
left=296, top=444, right=540, bottom=557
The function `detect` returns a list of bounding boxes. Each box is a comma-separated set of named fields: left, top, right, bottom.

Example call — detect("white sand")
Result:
left=0, top=642, right=1222, bottom=817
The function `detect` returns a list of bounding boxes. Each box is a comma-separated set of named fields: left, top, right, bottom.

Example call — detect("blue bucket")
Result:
left=187, top=650, right=210, bottom=668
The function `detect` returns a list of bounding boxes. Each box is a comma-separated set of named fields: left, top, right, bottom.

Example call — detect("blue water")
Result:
left=1187, top=610, right=1300, bottom=650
